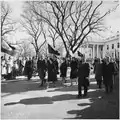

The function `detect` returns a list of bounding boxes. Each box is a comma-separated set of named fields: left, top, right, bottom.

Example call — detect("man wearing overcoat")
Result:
left=77, top=57, right=90, bottom=98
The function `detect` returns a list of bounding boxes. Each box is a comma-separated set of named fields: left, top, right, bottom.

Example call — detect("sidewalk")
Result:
left=1, top=76, right=119, bottom=119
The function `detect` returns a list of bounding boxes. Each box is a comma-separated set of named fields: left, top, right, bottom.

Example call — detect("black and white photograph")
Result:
left=1, top=0, right=119, bottom=119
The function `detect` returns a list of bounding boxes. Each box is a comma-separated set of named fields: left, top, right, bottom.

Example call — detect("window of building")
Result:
left=112, top=44, right=114, bottom=49
left=118, top=43, right=119, bottom=48
left=107, top=45, right=109, bottom=50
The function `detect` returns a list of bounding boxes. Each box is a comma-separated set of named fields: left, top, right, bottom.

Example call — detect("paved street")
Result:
left=1, top=75, right=119, bottom=119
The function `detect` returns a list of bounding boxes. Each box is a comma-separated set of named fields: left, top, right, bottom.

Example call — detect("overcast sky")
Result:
left=6, top=0, right=120, bottom=44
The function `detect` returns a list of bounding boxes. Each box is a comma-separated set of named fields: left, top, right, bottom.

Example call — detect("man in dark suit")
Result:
left=47, top=57, right=57, bottom=87
left=77, top=57, right=90, bottom=98
left=53, top=56, right=59, bottom=75
left=37, top=56, right=47, bottom=87
left=103, top=57, right=115, bottom=93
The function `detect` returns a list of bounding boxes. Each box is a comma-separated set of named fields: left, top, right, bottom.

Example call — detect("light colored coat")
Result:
left=7, top=59, right=13, bottom=73
left=1, top=60, right=7, bottom=75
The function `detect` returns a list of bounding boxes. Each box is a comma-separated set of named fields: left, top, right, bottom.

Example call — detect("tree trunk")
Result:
left=36, top=49, right=39, bottom=58
left=53, top=39, right=55, bottom=48
left=65, top=50, right=70, bottom=58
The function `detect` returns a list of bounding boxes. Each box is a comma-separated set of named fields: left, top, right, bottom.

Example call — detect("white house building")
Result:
left=78, top=32, right=119, bottom=59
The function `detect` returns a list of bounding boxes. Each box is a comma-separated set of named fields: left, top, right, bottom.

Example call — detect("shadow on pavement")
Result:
left=1, top=78, right=67, bottom=94
left=4, top=88, right=105, bottom=106
left=47, top=80, right=98, bottom=92
left=4, top=97, right=53, bottom=105
left=1, top=80, right=45, bottom=95
left=1, top=75, right=97, bottom=94
left=64, top=90, right=119, bottom=119
left=4, top=94, right=77, bottom=106
left=1, top=78, right=79, bottom=97
left=4, top=81, right=119, bottom=119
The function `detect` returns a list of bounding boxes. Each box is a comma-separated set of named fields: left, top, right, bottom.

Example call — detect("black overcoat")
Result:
left=60, top=61, right=67, bottom=77
left=24, top=60, right=33, bottom=75
left=70, top=60, right=78, bottom=79
left=78, top=63, right=90, bottom=86
left=37, top=59, right=46, bottom=79
left=47, top=59, right=57, bottom=82
left=54, top=59, right=59, bottom=74
left=103, top=62, right=115, bottom=86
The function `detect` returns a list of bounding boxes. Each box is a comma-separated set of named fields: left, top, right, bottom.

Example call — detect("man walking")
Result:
left=103, top=57, right=115, bottom=93
left=77, top=57, right=90, bottom=98
left=37, top=56, right=47, bottom=87
left=70, top=57, right=78, bottom=86
left=95, top=58, right=103, bottom=89
left=60, top=58, right=68, bottom=84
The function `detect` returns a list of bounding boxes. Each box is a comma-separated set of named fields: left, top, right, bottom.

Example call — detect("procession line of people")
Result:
left=1, top=55, right=119, bottom=98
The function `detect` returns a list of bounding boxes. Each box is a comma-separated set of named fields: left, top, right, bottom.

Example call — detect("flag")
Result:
left=1, top=47, right=16, bottom=56
left=77, top=51, right=84, bottom=57
left=48, top=44, right=60, bottom=56
left=8, top=43, right=16, bottom=50
left=1, top=41, right=16, bottom=56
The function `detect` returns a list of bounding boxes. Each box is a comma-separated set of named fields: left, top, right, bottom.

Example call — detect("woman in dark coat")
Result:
left=53, top=57, right=59, bottom=74
left=24, top=57, right=33, bottom=80
left=102, top=57, right=115, bottom=93
left=60, top=58, right=67, bottom=83
left=47, top=58, right=57, bottom=87
left=70, top=57, right=78, bottom=86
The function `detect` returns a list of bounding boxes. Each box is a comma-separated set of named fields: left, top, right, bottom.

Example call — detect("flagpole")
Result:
left=46, top=41, right=50, bottom=58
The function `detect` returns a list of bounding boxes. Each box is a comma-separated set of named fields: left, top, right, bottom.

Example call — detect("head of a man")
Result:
left=38, top=56, right=42, bottom=60
left=110, top=58, right=114, bottom=63
left=72, top=57, right=75, bottom=61
left=97, top=58, right=100, bottom=64
left=106, top=57, right=109, bottom=63
left=9, top=56, right=11, bottom=60
left=1, top=56, right=4, bottom=60
left=80, top=56, right=85, bottom=63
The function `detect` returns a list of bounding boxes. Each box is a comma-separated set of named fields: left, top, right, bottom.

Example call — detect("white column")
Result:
left=102, top=45, right=105, bottom=58
left=93, top=44, right=95, bottom=59
left=97, top=45, right=99, bottom=58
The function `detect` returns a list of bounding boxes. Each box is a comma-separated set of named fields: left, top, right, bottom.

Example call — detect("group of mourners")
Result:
left=1, top=55, right=119, bottom=98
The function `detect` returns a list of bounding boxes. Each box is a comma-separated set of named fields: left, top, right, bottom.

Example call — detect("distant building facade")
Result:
left=79, top=32, right=119, bottom=59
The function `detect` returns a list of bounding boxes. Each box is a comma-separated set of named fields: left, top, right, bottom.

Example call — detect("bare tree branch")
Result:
left=20, top=5, right=46, bottom=57
left=1, top=1, right=17, bottom=42
left=25, top=1, right=118, bottom=56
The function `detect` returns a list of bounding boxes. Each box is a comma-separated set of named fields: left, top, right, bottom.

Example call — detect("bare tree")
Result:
left=18, top=40, right=35, bottom=57
left=38, top=42, right=48, bottom=57
left=48, top=26, right=59, bottom=48
left=20, top=4, right=47, bottom=57
left=26, top=1, right=118, bottom=57
left=1, top=1, right=16, bottom=42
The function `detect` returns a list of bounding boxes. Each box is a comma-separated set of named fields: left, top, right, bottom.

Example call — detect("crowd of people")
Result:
left=1, top=55, right=119, bottom=97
